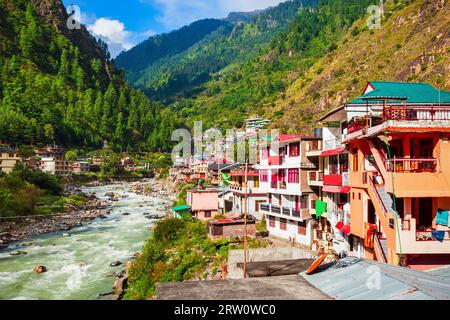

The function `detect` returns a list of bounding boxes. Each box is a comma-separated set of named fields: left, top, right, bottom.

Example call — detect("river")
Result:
left=0, top=183, right=166, bottom=300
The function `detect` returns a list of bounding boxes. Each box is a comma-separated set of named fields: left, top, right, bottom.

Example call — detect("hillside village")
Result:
left=165, top=80, right=450, bottom=287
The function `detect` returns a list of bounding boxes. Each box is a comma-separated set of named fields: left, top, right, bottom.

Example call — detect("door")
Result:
left=418, top=198, right=433, bottom=229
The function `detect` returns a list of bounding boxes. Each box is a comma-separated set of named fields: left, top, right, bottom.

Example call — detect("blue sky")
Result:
left=62, top=0, right=286, bottom=57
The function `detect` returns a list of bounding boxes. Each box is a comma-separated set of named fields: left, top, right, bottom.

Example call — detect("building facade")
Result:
left=0, top=144, right=21, bottom=174
left=328, top=81, right=450, bottom=270
left=257, top=134, right=321, bottom=247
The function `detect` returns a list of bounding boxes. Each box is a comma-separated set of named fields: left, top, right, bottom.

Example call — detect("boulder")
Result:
left=122, top=213, right=130, bottom=216
left=33, top=266, right=47, bottom=274
left=10, top=250, right=27, bottom=256
left=110, top=261, right=122, bottom=267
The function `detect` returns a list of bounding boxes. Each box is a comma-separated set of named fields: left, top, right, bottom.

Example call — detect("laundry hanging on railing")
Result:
left=435, top=209, right=449, bottom=227
left=432, top=230, right=446, bottom=243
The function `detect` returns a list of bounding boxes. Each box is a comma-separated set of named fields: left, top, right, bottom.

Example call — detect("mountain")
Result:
left=176, top=0, right=449, bottom=131
left=115, top=0, right=318, bottom=102
left=0, top=0, right=177, bottom=152
left=114, top=19, right=230, bottom=82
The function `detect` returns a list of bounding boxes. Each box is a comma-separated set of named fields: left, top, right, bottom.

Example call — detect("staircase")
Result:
left=367, top=176, right=398, bottom=264
left=376, top=185, right=396, bottom=215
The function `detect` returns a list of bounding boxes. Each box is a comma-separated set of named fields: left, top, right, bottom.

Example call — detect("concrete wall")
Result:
left=267, top=217, right=312, bottom=247
left=227, top=247, right=313, bottom=279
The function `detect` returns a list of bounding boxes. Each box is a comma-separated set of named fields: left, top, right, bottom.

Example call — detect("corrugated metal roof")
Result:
left=427, top=265, right=450, bottom=279
left=301, top=257, right=450, bottom=300
left=348, top=81, right=450, bottom=105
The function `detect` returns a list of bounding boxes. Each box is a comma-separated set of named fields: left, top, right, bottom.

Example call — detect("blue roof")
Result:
left=348, top=81, right=450, bottom=105
left=301, top=257, right=450, bottom=300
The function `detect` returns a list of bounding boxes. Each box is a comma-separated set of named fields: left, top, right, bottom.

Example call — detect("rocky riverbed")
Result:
left=0, top=182, right=170, bottom=300
left=0, top=197, right=109, bottom=247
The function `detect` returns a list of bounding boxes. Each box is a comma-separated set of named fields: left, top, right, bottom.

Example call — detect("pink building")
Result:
left=186, top=190, right=219, bottom=221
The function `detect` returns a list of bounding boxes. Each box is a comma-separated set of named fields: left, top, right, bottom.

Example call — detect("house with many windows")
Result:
left=325, top=81, right=450, bottom=270
left=257, top=134, right=321, bottom=247
left=229, top=168, right=267, bottom=220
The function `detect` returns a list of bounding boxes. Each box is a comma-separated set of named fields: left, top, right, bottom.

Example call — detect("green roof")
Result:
left=348, top=81, right=450, bottom=105
left=171, top=205, right=190, bottom=212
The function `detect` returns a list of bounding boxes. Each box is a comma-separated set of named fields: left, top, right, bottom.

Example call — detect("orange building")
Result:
left=324, top=81, right=450, bottom=270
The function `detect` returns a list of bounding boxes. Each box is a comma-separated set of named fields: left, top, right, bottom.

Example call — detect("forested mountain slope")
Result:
left=115, top=0, right=318, bottom=102
left=179, top=0, right=449, bottom=132
left=0, top=0, right=177, bottom=151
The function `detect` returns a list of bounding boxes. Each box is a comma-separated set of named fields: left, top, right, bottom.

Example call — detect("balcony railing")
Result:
left=385, top=158, right=438, bottom=173
left=383, top=105, right=450, bottom=122
left=269, top=156, right=283, bottom=165
left=260, top=204, right=309, bottom=220
left=347, top=121, right=366, bottom=134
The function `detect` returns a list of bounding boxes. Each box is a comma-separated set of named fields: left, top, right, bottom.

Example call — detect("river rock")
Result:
left=33, top=266, right=47, bottom=274
left=99, top=215, right=108, bottom=220
left=115, top=269, right=126, bottom=278
left=10, top=250, right=27, bottom=256
left=122, top=213, right=130, bottom=216
left=110, top=261, right=122, bottom=267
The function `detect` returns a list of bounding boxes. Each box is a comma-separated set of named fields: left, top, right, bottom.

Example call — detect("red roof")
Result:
left=323, top=186, right=351, bottom=194
left=276, top=134, right=315, bottom=142
left=320, top=146, right=346, bottom=157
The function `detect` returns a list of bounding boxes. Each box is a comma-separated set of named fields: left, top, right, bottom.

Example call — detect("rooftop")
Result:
left=155, top=275, right=330, bottom=300
left=302, top=257, right=450, bottom=300
left=348, top=81, right=450, bottom=105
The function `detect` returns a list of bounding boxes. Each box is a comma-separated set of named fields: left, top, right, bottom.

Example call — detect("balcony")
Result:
left=383, top=105, right=450, bottom=122
left=308, top=171, right=324, bottom=187
left=385, top=158, right=439, bottom=173
left=260, top=204, right=311, bottom=221
left=324, top=174, right=343, bottom=186
left=306, top=141, right=323, bottom=157
left=397, top=218, right=450, bottom=254
left=268, top=156, right=283, bottom=165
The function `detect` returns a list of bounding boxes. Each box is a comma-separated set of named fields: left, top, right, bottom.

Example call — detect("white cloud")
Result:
left=142, top=0, right=285, bottom=30
left=88, top=18, right=134, bottom=57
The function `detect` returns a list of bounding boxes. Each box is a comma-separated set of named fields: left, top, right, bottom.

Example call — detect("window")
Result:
left=288, top=168, right=299, bottom=183
left=300, top=196, right=309, bottom=209
left=352, top=148, right=359, bottom=172
left=253, top=177, right=260, bottom=188
left=289, top=143, right=300, bottom=157
left=358, top=193, right=361, bottom=200
left=260, top=170, right=268, bottom=182
left=269, top=216, right=276, bottom=228
left=298, top=221, right=307, bottom=235
left=211, top=225, right=223, bottom=236
left=280, top=218, right=287, bottom=231
left=205, top=211, right=211, bottom=218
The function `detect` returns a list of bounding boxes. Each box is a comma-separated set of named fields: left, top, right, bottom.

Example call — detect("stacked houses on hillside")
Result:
left=174, top=81, right=450, bottom=270
left=308, top=81, right=450, bottom=270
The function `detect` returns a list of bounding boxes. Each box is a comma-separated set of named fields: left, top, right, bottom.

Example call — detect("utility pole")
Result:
left=243, top=160, right=249, bottom=278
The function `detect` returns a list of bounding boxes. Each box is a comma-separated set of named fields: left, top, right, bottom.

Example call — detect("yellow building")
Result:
left=0, top=144, right=21, bottom=174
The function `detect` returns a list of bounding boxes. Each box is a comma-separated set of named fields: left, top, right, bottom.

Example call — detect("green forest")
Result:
left=115, top=0, right=318, bottom=102
left=0, top=0, right=178, bottom=152
left=172, top=0, right=379, bottom=130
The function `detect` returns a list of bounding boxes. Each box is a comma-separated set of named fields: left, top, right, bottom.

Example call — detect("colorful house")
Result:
left=328, top=81, right=450, bottom=269
left=186, top=190, right=219, bottom=221
left=257, top=134, right=321, bottom=247
left=229, top=168, right=267, bottom=220
left=208, top=217, right=257, bottom=241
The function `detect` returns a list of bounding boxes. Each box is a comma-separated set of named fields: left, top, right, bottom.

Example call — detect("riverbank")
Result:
left=0, top=195, right=109, bottom=247
left=0, top=183, right=167, bottom=300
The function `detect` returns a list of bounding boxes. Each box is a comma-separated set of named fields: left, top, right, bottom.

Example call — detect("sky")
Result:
left=62, top=0, right=286, bottom=58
